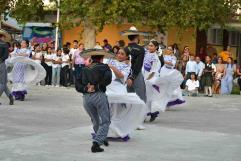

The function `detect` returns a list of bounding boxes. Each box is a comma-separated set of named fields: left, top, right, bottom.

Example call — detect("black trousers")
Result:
left=45, top=66, right=52, bottom=85
left=61, top=65, right=70, bottom=87
left=238, top=77, right=241, bottom=91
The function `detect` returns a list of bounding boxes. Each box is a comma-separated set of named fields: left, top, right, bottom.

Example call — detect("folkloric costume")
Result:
left=121, top=26, right=147, bottom=103
left=106, top=59, right=146, bottom=141
left=7, top=48, right=46, bottom=100
left=142, top=50, right=162, bottom=119
left=146, top=53, right=185, bottom=112
left=75, top=49, right=113, bottom=153
left=0, top=29, right=14, bottom=105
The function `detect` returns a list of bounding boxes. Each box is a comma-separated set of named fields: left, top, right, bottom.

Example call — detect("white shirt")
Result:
left=185, top=60, right=198, bottom=74
left=69, top=48, right=78, bottom=57
left=52, top=54, right=62, bottom=68
left=61, top=54, right=70, bottom=67
left=196, top=61, right=205, bottom=77
left=32, top=51, right=43, bottom=64
left=186, top=79, right=199, bottom=91
left=44, top=54, right=53, bottom=66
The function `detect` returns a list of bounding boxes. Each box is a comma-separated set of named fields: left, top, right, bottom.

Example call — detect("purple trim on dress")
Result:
left=12, top=91, right=27, bottom=100
left=152, top=84, right=160, bottom=93
left=167, top=99, right=185, bottom=107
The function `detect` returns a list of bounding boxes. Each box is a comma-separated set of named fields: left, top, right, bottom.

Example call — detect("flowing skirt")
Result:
left=7, top=56, right=46, bottom=99
left=145, top=66, right=185, bottom=112
left=106, top=81, right=147, bottom=139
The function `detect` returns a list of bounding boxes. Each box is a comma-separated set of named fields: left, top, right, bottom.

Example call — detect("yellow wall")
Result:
left=167, top=27, right=196, bottom=54
left=62, top=24, right=197, bottom=53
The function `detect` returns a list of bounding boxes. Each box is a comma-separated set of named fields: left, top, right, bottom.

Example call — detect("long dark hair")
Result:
left=150, top=39, right=159, bottom=51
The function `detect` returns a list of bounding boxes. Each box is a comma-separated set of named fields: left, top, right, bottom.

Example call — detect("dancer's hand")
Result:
left=87, top=83, right=95, bottom=93
left=126, top=79, right=133, bottom=87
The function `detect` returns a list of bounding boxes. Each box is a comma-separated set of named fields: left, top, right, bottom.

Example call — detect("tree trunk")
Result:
left=82, top=20, right=96, bottom=49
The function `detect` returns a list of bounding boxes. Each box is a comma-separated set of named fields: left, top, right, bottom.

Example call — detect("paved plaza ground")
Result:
left=0, top=86, right=241, bottom=161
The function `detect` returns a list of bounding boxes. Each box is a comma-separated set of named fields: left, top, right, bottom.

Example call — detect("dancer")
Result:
left=147, top=46, right=184, bottom=112
left=0, top=30, right=14, bottom=105
left=75, top=49, right=112, bottom=153
left=106, top=49, right=146, bottom=140
left=142, top=40, right=162, bottom=122
left=10, top=40, right=31, bottom=101
left=122, top=26, right=146, bottom=103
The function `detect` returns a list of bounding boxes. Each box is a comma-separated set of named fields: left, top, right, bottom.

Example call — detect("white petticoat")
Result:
left=106, top=81, right=147, bottom=138
left=7, top=56, right=46, bottom=85
left=145, top=66, right=184, bottom=112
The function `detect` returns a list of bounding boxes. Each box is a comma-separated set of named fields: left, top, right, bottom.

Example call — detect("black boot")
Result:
left=91, top=142, right=104, bottom=153
left=9, top=95, right=14, bottom=105
left=103, top=140, right=109, bottom=147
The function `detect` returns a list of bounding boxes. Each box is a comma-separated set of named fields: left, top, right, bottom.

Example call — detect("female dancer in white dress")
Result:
left=142, top=40, right=162, bottom=122
left=10, top=40, right=31, bottom=101
left=146, top=46, right=185, bottom=118
left=104, top=49, right=146, bottom=141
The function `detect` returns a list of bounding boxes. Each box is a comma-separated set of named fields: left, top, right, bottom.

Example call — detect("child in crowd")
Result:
left=61, top=48, right=70, bottom=87
left=203, top=56, right=216, bottom=97
left=52, top=48, right=62, bottom=87
left=32, top=44, right=43, bottom=64
left=185, top=72, right=199, bottom=96
left=44, top=47, right=53, bottom=86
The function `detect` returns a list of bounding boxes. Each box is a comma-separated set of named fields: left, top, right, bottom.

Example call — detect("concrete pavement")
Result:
left=0, top=86, right=241, bottom=161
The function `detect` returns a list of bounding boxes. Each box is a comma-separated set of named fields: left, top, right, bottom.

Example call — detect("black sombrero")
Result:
left=120, top=26, right=147, bottom=36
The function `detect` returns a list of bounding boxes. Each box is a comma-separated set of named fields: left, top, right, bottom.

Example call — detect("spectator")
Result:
left=69, top=40, right=78, bottom=58
left=118, top=40, right=125, bottom=48
left=212, top=53, right=218, bottom=64
left=52, top=48, right=62, bottom=87
left=185, top=55, right=198, bottom=79
left=207, top=44, right=217, bottom=56
left=185, top=72, right=199, bottom=96
left=94, top=42, right=102, bottom=49
left=182, top=46, right=191, bottom=60
left=32, top=44, right=43, bottom=64
left=219, top=46, right=232, bottom=63
left=103, top=39, right=112, bottom=51
left=203, top=56, right=216, bottom=97
left=213, top=57, right=225, bottom=94
left=44, top=47, right=53, bottom=86
left=197, top=47, right=207, bottom=62
left=112, top=45, right=120, bottom=55
left=172, top=43, right=180, bottom=60
left=237, top=63, right=241, bottom=95
left=221, top=57, right=236, bottom=95
left=196, top=56, right=205, bottom=81
left=66, top=42, right=71, bottom=50
left=61, top=47, right=70, bottom=87
left=72, top=43, right=85, bottom=79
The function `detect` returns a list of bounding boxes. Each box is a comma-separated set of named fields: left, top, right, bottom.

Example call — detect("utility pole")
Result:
left=55, top=0, right=60, bottom=50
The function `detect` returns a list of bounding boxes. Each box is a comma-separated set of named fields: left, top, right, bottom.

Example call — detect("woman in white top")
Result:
left=52, top=48, right=62, bottom=87
left=61, top=47, right=70, bottom=87
left=44, top=47, right=53, bottom=86
left=147, top=46, right=185, bottom=113
left=142, top=40, right=162, bottom=122
left=32, top=44, right=43, bottom=64
left=104, top=49, right=146, bottom=141
left=185, top=72, right=199, bottom=96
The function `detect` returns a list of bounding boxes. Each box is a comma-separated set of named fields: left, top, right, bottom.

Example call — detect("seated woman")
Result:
left=104, top=49, right=146, bottom=141
left=185, top=72, right=199, bottom=96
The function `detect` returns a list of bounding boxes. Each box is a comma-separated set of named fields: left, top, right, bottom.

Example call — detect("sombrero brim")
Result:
left=120, top=30, right=147, bottom=36
left=0, top=29, right=11, bottom=41
left=81, top=49, right=115, bottom=58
